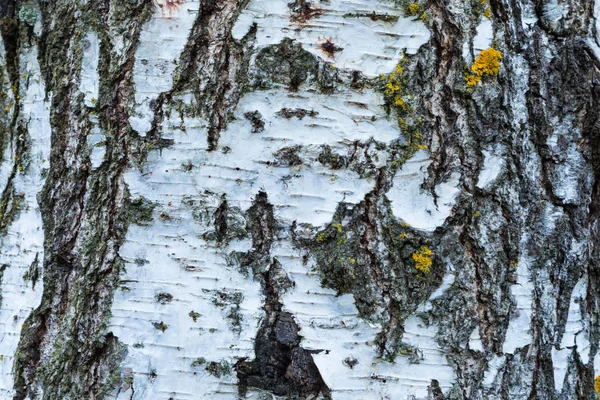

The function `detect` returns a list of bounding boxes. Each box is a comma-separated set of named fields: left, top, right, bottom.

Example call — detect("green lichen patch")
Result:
left=155, top=292, right=173, bottom=304
left=0, top=186, right=24, bottom=234
left=205, top=360, right=232, bottom=378
left=17, top=7, right=37, bottom=27
left=207, top=289, right=244, bottom=333
left=377, top=55, right=431, bottom=175
left=251, top=38, right=319, bottom=91
left=395, top=342, right=424, bottom=363
left=182, top=192, right=248, bottom=244
left=191, top=357, right=206, bottom=367
left=275, top=107, right=318, bottom=120
left=22, top=252, right=41, bottom=289
left=126, top=195, right=156, bottom=225
left=311, top=214, right=358, bottom=295
left=317, top=145, right=348, bottom=170
left=248, top=37, right=376, bottom=97
left=152, top=321, right=168, bottom=332
left=301, top=195, right=445, bottom=360
left=271, top=145, right=303, bottom=167
left=244, top=110, right=265, bottom=133
left=468, top=0, right=491, bottom=19
left=189, top=311, right=201, bottom=322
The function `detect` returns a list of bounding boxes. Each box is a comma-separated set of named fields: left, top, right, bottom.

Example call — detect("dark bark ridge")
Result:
left=235, top=192, right=331, bottom=400
left=12, top=1, right=154, bottom=398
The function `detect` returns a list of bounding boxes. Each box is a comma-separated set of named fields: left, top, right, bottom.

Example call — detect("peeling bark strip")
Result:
left=0, top=0, right=599, bottom=399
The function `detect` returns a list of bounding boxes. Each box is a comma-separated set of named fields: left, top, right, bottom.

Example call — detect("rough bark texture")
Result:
left=0, top=0, right=599, bottom=399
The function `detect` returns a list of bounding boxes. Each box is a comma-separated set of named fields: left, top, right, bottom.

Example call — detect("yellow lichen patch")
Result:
left=466, top=47, right=503, bottom=88
left=398, top=117, right=408, bottom=131
left=478, top=0, right=491, bottom=17
left=332, top=222, right=343, bottom=233
left=408, top=3, right=421, bottom=14
left=404, top=1, right=427, bottom=22
left=412, top=246, right=432, bottom=274
left=338, top=257, right=357, bottom=279
left=385, top=63, right=407, bottom=111
left=472, top=47, right=502, bottom=76
left=465, top=74, right=480, bottom=87
left=595, top=376, right=600, bottom=397
left=382, top=57, right=429, bottom=168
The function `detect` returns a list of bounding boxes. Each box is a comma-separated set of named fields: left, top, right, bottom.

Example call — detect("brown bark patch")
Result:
left=289, top=0, right=323, bottom=23
left=154, top=0, right=186, bottom=17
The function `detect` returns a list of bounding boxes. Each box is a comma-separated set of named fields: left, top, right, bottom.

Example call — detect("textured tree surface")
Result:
left=0, top=0, right=599, bottom=399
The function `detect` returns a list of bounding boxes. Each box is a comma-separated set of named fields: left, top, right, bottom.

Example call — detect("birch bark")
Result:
left=0, top=0, right=599, bottom=399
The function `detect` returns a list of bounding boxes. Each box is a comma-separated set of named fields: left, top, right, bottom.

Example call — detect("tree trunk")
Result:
left=0, top=0, right=599, bottom=399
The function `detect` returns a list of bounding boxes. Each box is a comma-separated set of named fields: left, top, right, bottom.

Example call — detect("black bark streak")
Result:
left=214, top=194, right=229, bottom=244
left=0, top=2, right=29, bottom=234
left=236, top=192, right=330, bottom=400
